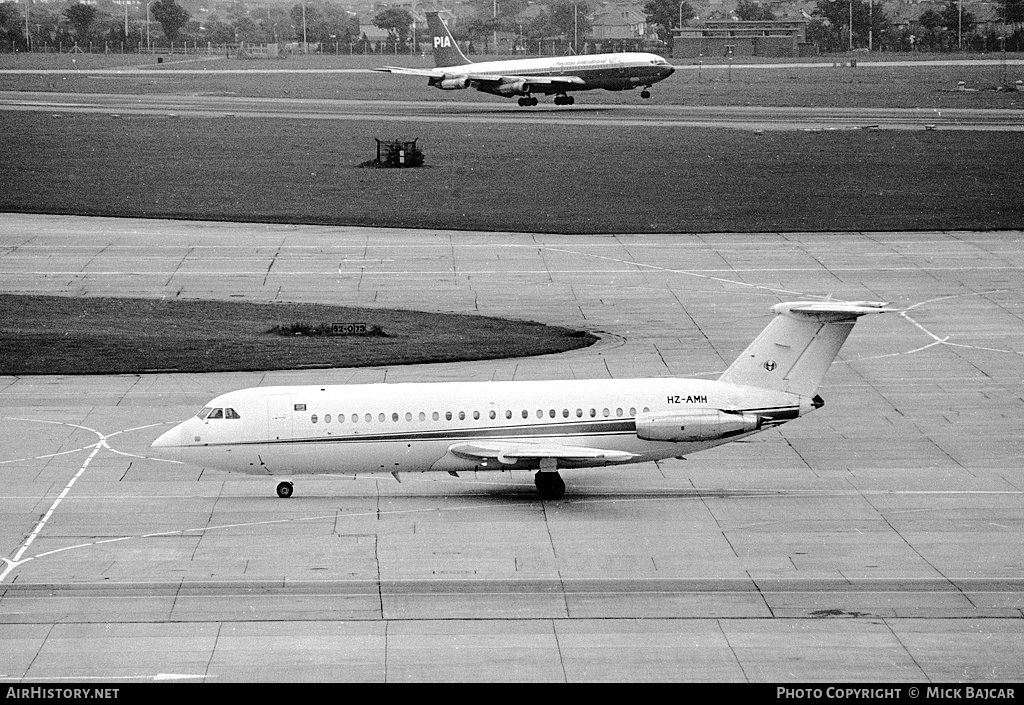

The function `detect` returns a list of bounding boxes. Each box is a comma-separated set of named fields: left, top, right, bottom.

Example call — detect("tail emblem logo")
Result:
left=434, top=36, right=452, bottom=48
left=763, top=360, right=777, bottom=372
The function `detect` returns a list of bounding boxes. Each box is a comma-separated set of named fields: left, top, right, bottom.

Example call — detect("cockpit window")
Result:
left=207, top=408, right=224, bottom=419
left=225, top=408, right=241, bottom=419
left=196, top=407, right=212, bottom=419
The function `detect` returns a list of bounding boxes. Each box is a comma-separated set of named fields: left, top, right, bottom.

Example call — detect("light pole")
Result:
left=411, top=0, right=417, bottom=55
left=868, top=0, right=873, bottom=51
left=302, top=2, right=307, bottom=53
left=958, top=0, right=962, bottom=50
left=679, top=0, right=685, bottom=29
left=573, top=2, right=578, bottom=54
left=146, top=0, right=152, bottom=52
left=24, top=0, right=31, bottom=51
left=849, top=0, right=853, bottom=51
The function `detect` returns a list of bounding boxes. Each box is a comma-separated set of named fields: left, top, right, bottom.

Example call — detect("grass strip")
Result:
left=0, top=294, right=597, bottom=375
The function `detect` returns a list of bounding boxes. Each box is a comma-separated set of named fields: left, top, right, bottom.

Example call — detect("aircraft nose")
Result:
left=151, top=424, right=182, bottom=449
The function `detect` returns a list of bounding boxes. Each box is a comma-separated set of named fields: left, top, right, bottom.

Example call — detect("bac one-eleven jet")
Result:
left=151, top=300, right=892, bottom=500
left=373, top=12, right=675, bottom=106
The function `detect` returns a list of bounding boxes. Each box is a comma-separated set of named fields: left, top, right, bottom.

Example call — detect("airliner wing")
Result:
left=374, top=67, right=586, bottom=87
left=374, top=67, right=445, bottom=77
left=467, top=74, right=586, bottom=87
left=450, top=441, right=634, bottom=464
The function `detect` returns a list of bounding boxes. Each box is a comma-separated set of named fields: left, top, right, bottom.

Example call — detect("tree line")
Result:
left=645, top=0, right=1024, bottom=52
left=2, top=0, right=1023, bottom=53
left=0, top=1, right=365, bottom=51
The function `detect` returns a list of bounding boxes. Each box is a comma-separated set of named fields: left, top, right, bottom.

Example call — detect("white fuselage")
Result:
left=151, top=377, right=807, bottom=477
left=439, top=52, right=674, bottom=94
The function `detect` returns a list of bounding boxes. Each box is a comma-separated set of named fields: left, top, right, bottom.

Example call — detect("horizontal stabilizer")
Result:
left=718, top=300, right=894, bottom=397
left=775, top=301, right=895, bottom=319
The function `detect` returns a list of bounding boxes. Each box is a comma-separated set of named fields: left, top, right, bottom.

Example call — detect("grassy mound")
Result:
left=0, top=295, right=598, bottom=375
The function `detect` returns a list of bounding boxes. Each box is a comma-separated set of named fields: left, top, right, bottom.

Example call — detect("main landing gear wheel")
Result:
left=553, top=95, right=575, bottom=106
left=276, top=481, right=293, bottom=498
left=534, top=471, right=565, bottom=500
left=517, top=96, right=539, bottom=107
left=641, top=89, right=652, bottom=99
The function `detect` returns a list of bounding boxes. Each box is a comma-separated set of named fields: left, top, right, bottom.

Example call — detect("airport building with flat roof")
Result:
left=673, top=19, right=815, bottom=58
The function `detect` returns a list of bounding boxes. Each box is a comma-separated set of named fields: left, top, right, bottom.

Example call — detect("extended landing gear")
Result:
left=534, top=471, right=565, bottom=501
left=517, top=96, right=539, bottom=107
left=276, top=481, right=293, bottom=498
left=553, top=94, right=575, bottom=106
left=641, top=89, right=652, bottom=99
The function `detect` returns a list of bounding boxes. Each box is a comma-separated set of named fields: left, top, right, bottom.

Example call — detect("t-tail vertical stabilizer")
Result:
left=426, top=12, right=471, bottom=67
left=718, top=301, right=893, bottom=398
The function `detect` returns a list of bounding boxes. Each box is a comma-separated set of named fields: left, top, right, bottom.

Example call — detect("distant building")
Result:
left=673, top=19, right=812, bottom=57
left=359, top=23, right=390, bottom=42
left=590, top=6, right=649, bottom=41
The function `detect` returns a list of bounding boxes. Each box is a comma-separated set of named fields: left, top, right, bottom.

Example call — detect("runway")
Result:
left=1, top=90, right=1021, bottom=131
left=1, top=214, right=1023, bottom=682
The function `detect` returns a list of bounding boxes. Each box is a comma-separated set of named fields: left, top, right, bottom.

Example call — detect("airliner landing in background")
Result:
left=374, top=12, right=675, bottom=106
left=151, top=301, right=893, bottom=500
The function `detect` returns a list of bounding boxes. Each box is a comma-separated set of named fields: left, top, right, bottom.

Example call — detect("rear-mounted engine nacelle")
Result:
left=636, top=410, right=760, bottom=443
left=434, top=76, right=471, bottom=90
left=495, top=80, right=532, bottom=97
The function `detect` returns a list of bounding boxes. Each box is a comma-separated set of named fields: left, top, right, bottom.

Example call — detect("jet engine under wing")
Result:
left=374, top=67, right=586, bottom=88
left=449, top=441, right=635, bottom=465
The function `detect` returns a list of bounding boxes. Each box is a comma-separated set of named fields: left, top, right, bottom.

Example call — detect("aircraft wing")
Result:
left=464, top=74, right=586, bottom=87
left=374, top=67, right=446, bottom=77
left=374, top=67, right=586, bottom=87
left=449, top=441, right=634, bottom=465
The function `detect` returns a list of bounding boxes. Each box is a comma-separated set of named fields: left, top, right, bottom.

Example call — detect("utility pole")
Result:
left=849, top=0, right=853, bottom=51
left=958, top=0, right=963, bottom=50
left=574, top=3, right=578, bottom=54
left=24, top=0, right=31, bottom=51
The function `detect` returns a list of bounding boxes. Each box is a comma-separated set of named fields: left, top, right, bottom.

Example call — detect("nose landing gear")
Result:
left=641, top=88, right=652, bottom=99
left=276, top=481, right=293, bottom=498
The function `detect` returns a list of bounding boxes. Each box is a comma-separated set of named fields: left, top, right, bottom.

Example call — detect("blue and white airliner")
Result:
left=151, top=300, right=892, bottom=500
left=374, top=12, right=675, bottom=106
